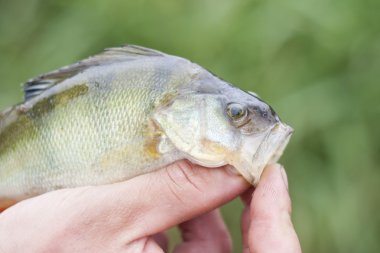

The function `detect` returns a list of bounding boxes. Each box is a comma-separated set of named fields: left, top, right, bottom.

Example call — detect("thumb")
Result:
left=248, top=164, right=301, bottom=253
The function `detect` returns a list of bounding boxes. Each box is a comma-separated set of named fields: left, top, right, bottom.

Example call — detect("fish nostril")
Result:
left=258, top=107, right=269, bottom=118
left=259, top=106, right=279, bottom=122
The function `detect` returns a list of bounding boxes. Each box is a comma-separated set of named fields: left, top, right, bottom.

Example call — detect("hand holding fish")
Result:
left=0, top=45, right=297, bottom=252
left=0, top=162, right=301, bottom=253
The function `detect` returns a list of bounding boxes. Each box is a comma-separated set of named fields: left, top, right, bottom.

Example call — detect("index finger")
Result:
left=59, top=160, right=250, bottom=242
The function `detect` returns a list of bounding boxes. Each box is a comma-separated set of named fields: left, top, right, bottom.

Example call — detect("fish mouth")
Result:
left=256, top=123, right=294, bottom=166
left=231, top=122, right=293, bottom=185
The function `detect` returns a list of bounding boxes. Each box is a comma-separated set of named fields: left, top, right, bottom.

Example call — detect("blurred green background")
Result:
left=0, top=0, right=379, bottom=252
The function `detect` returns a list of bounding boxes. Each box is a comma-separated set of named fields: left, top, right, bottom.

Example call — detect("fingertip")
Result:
left=258, top=163, right=288, bottom=194
left=260, top=163, right=282, bottom=179
left=250, top=163, right=292, bottom=220
left=248, top=164, right=301, bottom=253
left=280, top=166, right=289, bottom=190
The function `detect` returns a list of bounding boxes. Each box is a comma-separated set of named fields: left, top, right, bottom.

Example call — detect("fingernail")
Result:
left=279, top=166, right=289, bottom=190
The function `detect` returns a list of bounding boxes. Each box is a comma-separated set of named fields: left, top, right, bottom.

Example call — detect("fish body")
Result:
left=0, top=45, right=292, bottom=208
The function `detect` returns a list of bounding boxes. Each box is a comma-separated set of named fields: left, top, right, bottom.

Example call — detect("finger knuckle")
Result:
left=165, top=160, right=203, bottom=194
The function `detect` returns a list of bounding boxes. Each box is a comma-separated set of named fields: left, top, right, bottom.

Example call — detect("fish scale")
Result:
left=0, top=45, right=292, bottom=211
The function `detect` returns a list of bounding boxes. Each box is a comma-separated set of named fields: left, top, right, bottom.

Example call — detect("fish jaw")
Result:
left=229, top=123, right=293, bottom=185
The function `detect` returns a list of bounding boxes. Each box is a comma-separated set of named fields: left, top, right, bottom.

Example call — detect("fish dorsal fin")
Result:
left=23, top=45, right=165, bottom=101
left=248, top=91, right=260, bottom=98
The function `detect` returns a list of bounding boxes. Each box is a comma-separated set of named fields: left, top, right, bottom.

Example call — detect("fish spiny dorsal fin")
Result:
left=23, top=45, right=165, bottom=101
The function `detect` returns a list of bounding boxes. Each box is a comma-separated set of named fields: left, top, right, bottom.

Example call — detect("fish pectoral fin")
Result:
left=23, top=45, right=166, bottom=101
left=0, top=198, right=19, bottom=213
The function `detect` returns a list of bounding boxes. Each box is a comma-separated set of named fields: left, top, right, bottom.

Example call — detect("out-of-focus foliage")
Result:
left=0, top=0, right=379, bottom=252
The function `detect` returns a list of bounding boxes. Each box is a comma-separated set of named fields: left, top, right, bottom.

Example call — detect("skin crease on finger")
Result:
left=0, top=160, right=250, bottom=253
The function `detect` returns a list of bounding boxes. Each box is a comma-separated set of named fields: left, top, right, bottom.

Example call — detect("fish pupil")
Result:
left=231, top=107, right=243, bottom=117
left=227, top=103, right=246, bottom=120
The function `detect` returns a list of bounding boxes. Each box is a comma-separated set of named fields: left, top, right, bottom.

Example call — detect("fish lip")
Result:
left=262, top=123, right=293, bottom=163
left=250, top=122, right=293, bottom=184
left=233, top=122, right=293, bottom=185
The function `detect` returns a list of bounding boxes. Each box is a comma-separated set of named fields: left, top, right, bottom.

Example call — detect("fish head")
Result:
left=221, top=89, right=294, bottom=184
left=154, top=74, right=293, bottom=185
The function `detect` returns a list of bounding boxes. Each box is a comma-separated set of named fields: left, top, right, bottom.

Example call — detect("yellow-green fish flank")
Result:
left=0, top=45, right=293, bottom=210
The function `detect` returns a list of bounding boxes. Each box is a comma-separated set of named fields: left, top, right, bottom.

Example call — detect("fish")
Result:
left=0, top=45, right=293, bottom=211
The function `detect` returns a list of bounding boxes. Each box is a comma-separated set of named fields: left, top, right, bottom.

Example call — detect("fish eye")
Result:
left=226, top=103, right=247, bottom=120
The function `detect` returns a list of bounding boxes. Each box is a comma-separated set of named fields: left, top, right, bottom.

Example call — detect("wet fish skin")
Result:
left=0, top=45, right=292, bottom=208
left=0, top=50, right=189, bottom=200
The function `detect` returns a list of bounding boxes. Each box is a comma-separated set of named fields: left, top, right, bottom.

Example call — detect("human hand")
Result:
left=0, top=162, right=301, bottom=253
left=240, top=164, right=302, bottom=253
left=0, top=160, right=250, bottom=253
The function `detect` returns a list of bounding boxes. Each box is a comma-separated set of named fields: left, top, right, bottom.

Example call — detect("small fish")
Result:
left=0, top=45, right=293, bottom=210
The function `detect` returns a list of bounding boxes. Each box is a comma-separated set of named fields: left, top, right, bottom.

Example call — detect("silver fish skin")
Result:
left=0, top=45, right=292, bottom=208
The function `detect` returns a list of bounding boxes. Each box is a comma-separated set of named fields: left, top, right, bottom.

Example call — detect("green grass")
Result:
left=1, top=0, right=379, bottom=252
